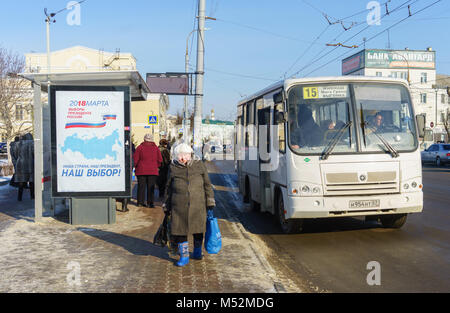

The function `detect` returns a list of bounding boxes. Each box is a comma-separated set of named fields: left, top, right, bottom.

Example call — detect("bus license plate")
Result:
left=349, top=200, right=380, bottom=209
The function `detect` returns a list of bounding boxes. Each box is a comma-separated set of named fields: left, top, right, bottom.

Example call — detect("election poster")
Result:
left=50, top=86, right=131, bottom=197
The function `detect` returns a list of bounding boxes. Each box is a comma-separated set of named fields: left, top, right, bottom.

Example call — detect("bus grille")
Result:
left=324, top=171, right=399, bottom=196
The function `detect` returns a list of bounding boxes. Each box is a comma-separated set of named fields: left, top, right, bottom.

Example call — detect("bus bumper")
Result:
left=286, top=191, right=423, bottom=219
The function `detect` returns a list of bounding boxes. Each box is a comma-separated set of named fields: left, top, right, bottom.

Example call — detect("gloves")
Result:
left=207, top=207, right=215, bottom=218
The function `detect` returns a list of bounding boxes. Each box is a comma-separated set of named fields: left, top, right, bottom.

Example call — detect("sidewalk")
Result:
left=0, top=171, right=302, bottom=293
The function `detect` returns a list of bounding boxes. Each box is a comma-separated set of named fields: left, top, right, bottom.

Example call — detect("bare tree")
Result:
left=0, top=47, right=32, bottom=163
left=443, top=109, right=450, bottom=142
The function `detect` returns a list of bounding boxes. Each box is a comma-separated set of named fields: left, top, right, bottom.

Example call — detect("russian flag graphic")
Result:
left=65, top=122, right=107, bottom=129
left=103, top=115, right=117, bottom=120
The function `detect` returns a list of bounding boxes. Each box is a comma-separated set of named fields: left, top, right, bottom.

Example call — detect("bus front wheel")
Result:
left=277, top=195, right=303, bottom=234
left=380, top=214, right=408, bottom=229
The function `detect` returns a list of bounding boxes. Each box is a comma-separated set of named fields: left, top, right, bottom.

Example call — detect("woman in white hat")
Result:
left=163, top=143, right=215, bottom=267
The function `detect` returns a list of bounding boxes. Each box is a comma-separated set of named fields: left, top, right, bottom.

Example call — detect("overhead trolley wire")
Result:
left=214, top=18, right=327, bottom=45
left=290, top=0, right=415, bottom=77
left=302, top=0, right=443, bottom=77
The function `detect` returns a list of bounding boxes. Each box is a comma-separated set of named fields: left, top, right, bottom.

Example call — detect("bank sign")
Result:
left=50, top=86, right=131, bottom=198
left=342, top=49, right=436, bottom=74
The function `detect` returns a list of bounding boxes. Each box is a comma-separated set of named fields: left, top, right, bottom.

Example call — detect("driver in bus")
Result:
left=370, top=113, right=386, bottom=132
left=291, top=106, right=323, bottom=150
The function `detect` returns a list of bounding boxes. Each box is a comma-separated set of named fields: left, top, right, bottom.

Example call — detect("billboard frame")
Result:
left=50, top=85, right=132, bottom=198
left=146, top=72, right=203, bottom=96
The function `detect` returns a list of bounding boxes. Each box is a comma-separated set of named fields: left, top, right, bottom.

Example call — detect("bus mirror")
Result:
left=416, top=114, right=425, bottom=138
left=276, top=111, right=286, bottom=124
left=273, top=92, right=283, bottom=104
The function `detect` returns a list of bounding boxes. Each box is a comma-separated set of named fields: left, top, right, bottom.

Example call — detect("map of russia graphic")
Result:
left=60, top=129, right=122, bottom=161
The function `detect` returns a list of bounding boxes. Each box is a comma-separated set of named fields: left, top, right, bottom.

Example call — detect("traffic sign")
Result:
left=148, top=115, right=158, bottom=125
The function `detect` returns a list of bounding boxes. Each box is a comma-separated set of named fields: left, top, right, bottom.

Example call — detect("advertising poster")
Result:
left=51, top=86, right=130, bottom=197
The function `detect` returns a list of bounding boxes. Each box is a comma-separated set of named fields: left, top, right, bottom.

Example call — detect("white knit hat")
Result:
left=144, top=133, right=154, bottom=142
left=172, top=143, right=193, bottom=160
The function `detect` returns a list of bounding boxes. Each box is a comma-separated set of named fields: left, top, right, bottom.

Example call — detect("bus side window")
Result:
left=248, top=100, right=256, bottom=147
left=275, top=103, right=286, bottom=153
left=243, top=103, right=248, bottom=148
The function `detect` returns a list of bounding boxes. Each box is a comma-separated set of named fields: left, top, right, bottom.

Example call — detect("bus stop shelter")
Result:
left=19, top=71, right=150, bottom=224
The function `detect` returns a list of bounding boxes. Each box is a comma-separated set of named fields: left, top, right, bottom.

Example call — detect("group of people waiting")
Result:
left=9, top=133, right=35, bottom=201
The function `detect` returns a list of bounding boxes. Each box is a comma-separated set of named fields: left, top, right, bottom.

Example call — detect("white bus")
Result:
left=235, top=76, right=423, bottom=233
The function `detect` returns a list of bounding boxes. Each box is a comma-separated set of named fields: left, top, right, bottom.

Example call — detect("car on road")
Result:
left=223, top=144, right=233, bottom=154
left=203, top=141, right=223, bottom=161
left=0, top=143, right=7, bottom=154
left=421, top=143, right=450, bottom=166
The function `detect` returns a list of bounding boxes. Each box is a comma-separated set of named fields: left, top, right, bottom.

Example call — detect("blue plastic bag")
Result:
left=205, top=211, right=222, bottom=254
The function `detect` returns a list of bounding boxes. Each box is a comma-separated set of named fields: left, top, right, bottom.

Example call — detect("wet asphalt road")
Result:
left=207, top=160, right=450, bottom=293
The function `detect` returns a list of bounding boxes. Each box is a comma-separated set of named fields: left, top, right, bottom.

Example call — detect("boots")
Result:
left=176, top=242, right=190, bottom=267
left=193, top=246, right=203, bottom=260
left=29, top=182, right=34, bottom=200
left=18, top=186, right=24, bottom=201
left=193, top=238, right=203, bottom=260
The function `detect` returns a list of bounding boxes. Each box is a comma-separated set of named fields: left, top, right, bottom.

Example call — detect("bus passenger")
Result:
left=291, top=107, right=323, bottom=150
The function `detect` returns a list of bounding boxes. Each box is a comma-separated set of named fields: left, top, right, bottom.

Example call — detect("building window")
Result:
left=420, top=94, right=427, bottom=104
left=376, top=72, right=382, bottom=77
left=441, top=94, right=446, bottom=104
left=15, top=105, right=24, bottom=120
left=420, top=73, right=427, bottom=83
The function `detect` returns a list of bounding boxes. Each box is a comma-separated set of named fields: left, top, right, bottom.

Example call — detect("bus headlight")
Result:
left=289, top=182, right=323, bottom=197
left=401, top=178, right=422, bottom=192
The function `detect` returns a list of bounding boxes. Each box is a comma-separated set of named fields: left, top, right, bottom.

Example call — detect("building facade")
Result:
left=201, top=110, right=235, bottom=146
left=342, top=48, right=449, bottom=141
left=24, top=46, right=169, bottom=146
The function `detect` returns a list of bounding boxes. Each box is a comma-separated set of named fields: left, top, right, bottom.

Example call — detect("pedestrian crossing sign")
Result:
left=148, top=115, right=158, bottom=125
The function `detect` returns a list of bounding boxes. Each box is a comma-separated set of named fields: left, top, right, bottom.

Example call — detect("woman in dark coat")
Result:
left=163, top=143, right=215, bottom=267
left=15, top=133, right=34, bottom=201
left=157, top=139, right=171, bottom=199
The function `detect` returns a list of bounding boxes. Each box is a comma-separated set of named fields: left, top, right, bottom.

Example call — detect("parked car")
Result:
left=202, top=140, right=223, bottom=161
left=223, top=144, right=233, bottom=154
left=421, top=143, right=450, bottom=166
left=0, top=143, right=7, bottom=154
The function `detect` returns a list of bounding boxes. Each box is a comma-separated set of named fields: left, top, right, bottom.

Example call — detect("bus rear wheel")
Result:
left=277, top=194, right=303, bottom=234
left=380, top=214, right=408, bottom=229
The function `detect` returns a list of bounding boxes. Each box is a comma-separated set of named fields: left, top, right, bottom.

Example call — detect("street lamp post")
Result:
left=184, top=30, right=196, bottom=144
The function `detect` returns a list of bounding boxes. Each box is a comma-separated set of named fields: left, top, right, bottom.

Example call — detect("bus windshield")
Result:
left=288, top=82, right=417, bottom=156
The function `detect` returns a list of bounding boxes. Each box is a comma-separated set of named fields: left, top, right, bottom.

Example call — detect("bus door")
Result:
left=257, top=107, right=272, bottom=212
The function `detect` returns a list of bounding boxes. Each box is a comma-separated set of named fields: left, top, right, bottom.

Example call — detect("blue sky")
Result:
left=1, top=0, right=449, bottom=120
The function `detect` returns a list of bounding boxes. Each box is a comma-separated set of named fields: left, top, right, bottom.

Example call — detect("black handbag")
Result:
left=9, top=174, right=20, bottom=188
left=153, top=212, right=171, bottom=247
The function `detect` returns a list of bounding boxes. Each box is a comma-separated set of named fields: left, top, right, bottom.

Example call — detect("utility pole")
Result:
left=193, top=0, right=206, bottom=156
left=184, top=30, right=195, bottom=144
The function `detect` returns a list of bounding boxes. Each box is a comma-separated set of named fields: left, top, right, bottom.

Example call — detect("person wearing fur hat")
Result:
left=163, top=143, right=216, bottom=267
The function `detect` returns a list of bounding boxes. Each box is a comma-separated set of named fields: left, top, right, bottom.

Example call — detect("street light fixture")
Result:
left=183, top=29, right=196, bottom=143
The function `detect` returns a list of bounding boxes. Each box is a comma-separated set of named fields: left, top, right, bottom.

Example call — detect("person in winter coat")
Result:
left=157, top=139, right=171, bottom=199
left=9, top=136, right=20, bottom=188
left=291, top=106, right=323, bottom=149
left=163, top=143, right=216, bottom=267
left=134, top=134, right=162, bottom=208
left=15, top=133, right=34, bottom=201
